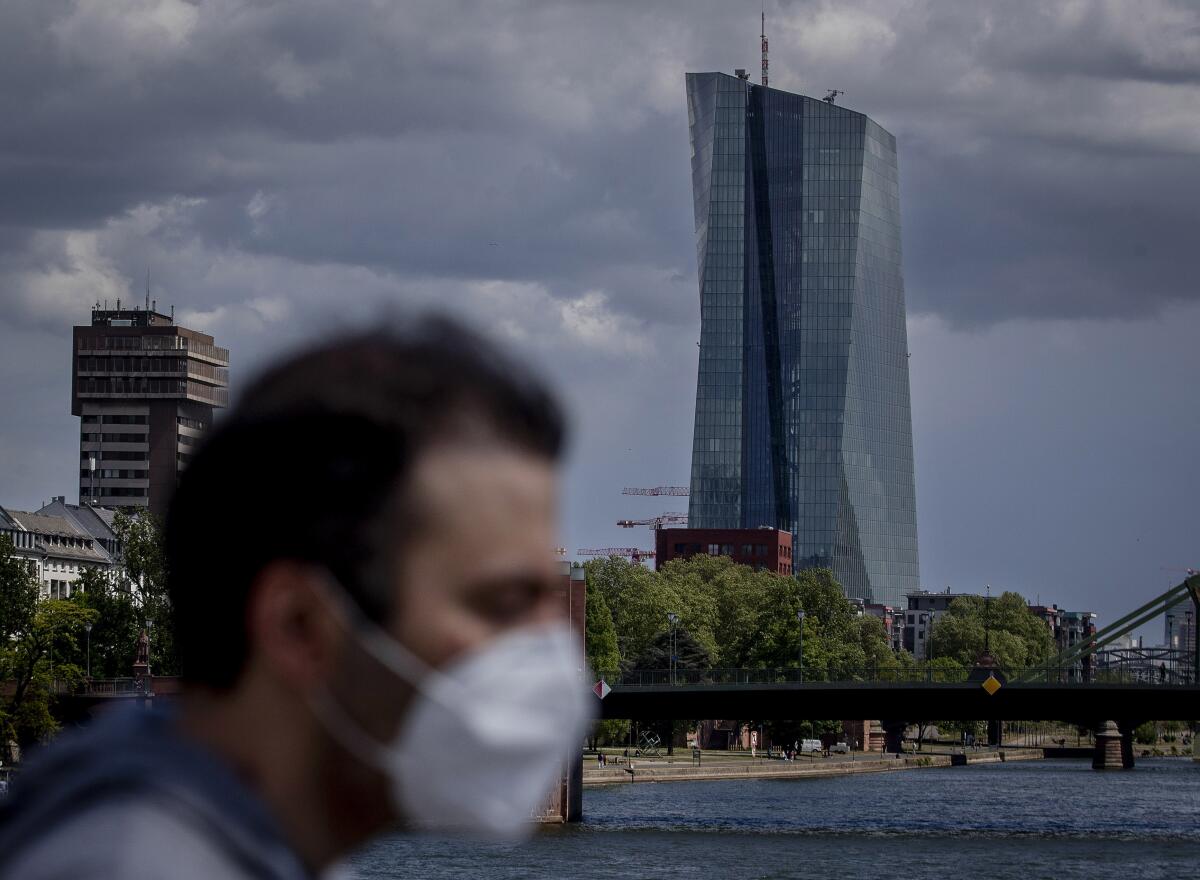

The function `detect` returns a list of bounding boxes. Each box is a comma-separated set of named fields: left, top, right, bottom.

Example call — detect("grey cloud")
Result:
left=974, top=0, right=1200, bottom=85
left=2, top=1, right=1200, bottom=629
left=3, top=0, right=1199, bottom=331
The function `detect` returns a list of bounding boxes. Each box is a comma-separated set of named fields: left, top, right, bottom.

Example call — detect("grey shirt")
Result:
left=0, top=707, right=310, bottom=880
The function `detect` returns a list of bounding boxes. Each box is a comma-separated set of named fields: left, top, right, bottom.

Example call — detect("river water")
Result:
left=347, top=759, right=1200, bottom=878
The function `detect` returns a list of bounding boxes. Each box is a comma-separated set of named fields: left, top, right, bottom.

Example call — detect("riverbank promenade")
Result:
left=583, top=747, right=1043, bottom=786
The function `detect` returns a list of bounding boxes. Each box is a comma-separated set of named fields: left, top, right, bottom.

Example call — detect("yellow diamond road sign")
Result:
left=981, top=674, right=1002, bottom=696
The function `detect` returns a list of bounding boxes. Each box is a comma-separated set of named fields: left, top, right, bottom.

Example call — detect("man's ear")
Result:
left=245, top=562, right=342, bottom=691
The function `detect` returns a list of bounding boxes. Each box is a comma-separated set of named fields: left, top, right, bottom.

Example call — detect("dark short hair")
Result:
left=165, top=315, right=565, bottom=689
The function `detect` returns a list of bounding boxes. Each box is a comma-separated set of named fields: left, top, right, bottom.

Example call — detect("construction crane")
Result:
left=577, top=547, right=656, bottom=563
left=621, top=486, right=689, bottom=496
left=823, top=89, right=844, bottom=104
left=617, top=513, right=687, bottom=530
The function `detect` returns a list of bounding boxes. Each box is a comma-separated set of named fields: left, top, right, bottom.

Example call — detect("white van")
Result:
left=800, top=739, right=823, bottom=754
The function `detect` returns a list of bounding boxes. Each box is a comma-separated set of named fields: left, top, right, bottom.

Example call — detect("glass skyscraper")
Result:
left=685, top=71, right=919, bottom=607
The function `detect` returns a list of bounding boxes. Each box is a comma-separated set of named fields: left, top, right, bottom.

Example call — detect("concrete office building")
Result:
left=684, top=71, right=919, bottom=606
left=72, top=303, right=229, bottom=517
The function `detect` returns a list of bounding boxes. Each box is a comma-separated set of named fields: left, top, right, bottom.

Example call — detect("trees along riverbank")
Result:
left=0, top=510, right=178, bottom=763
left=582, top=555, right=898, bottom=747
left=582, top=556, right=1074, bottom=750
left=926, top=592, right=1056, bottom=670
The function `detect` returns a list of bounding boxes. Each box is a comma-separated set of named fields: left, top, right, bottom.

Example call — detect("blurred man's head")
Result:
left=164, top=316, right=577, bottom=856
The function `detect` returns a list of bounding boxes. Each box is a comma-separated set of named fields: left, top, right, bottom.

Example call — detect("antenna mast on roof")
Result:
left=760, top=9, right=768, bottom=87
left=145, top=268, right=151, bottom=312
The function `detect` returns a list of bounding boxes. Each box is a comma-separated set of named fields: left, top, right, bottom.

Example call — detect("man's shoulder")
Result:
left=0, top=793, right=261, bottom=880
left=0, top=709, right=309, bottom=880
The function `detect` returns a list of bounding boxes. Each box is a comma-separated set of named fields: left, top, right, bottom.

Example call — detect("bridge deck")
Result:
left=598, top=673, right=1198, bottom=721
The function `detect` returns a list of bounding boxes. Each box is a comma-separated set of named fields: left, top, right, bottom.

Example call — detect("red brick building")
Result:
left=655, top=527, right=792, bottom=574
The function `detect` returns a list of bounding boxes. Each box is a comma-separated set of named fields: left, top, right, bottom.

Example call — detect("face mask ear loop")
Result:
left=312, top=570, right=467, bottom=707
left=308, top=687, right=396, bottom=774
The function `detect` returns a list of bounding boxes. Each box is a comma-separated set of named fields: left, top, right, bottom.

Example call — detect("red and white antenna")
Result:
left=761, top=9, right=768, bottom=87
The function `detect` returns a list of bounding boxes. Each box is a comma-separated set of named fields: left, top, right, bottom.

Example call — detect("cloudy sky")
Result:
left=2, top=0, right=1198, bottom=638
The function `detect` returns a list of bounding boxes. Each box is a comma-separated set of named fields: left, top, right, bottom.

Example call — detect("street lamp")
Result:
left=984, top=584, right=992, bottom=657
left=797, top=609, right=806, bottom=682
left=84, top=623, right=93, bottom=679
left=920, top=613, right=930, bottom=681
left=667, top=612, right=679, bottom=685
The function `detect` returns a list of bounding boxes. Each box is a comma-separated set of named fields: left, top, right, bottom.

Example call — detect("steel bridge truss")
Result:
left=1018, top=575, right=1200, bottom=685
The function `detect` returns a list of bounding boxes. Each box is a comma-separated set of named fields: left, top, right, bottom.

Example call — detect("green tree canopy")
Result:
left=110, top=509, right=177, bottom=674
left=584, top=556, right=671, bottom=665
left=67, top=567, right=142, bottom=678
left=583, top=572, right=620, bottom=675
left=585, top=553, right=894, bottom=681
left=0, top=535, right=37, bottom=643
left=929, top=592, right=1055, bottom=669
left=630, top=627, right=712, bottom=671
left=0, top=536, right=98, bottom=762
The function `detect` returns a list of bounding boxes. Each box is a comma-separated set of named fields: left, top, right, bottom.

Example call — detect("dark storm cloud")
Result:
left=0, top=0, right=714, bottom=334
left=974, top=0, right=1200, bottom=86
left=2, top=1, right=1199, bottom=630
left=3, top=0, right=1199, bottom=330
left=903, top=147, right=1200, bottom=324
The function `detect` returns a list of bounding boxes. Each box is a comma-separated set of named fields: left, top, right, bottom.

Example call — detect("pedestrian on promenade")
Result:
left=0, top=317, right=592, bottom=880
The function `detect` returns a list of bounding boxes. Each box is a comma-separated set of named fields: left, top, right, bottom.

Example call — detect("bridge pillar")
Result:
left=882, top=720, right=905, bottom=755
left=986, top=719, right=1002, bottom=747
left=1093, top=720, right=1133, bottom=769
left=867, top=720, right=886, bottom=752
left=1118, top=721, right=1136, bottom=769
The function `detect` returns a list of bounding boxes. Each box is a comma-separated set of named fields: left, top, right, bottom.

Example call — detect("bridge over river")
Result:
left=594, top=665, right=1198, bottom=768
left=595, top=666, right=1199, bottom=722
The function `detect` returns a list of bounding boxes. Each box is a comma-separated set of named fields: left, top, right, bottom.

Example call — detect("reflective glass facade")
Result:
left=685, top=72, right=919, bottom=606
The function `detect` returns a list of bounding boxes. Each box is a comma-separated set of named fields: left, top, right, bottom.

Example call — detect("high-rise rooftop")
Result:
left=72, top=302, right=229, bottom=516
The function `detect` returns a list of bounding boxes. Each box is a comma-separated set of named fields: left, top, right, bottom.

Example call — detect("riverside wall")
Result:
left=583, top=749, right=1042, bottom=787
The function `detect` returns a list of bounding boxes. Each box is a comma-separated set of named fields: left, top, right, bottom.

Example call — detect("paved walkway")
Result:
left=583, top=749, right=1042, bottom=786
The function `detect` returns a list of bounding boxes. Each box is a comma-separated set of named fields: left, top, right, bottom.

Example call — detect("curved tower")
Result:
left=685, top=71, right=919, bottom=606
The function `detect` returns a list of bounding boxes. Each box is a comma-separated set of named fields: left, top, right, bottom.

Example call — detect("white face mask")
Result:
left=310, top=582, right=594, bottom=839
